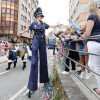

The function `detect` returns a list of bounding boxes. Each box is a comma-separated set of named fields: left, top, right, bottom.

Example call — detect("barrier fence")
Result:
left=57, top=35, right=100, bottom=99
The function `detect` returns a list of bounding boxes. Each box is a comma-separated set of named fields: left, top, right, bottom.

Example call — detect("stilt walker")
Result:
left=19, top=7, right=60, bottom=98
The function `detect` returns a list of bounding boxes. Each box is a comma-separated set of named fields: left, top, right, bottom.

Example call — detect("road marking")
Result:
left=9, top=85, right=27, bottom=100
left=0, top=71, right=10, bottom=76
left=23, top=90, right=28, bottom=96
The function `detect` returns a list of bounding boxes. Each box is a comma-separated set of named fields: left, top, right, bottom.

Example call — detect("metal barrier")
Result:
left=57, top=35, right=100, bottom=99
left=69, top=35, right=100, bottom=43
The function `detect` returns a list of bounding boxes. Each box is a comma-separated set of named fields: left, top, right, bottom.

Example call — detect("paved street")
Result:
left=0, top=49, right=55, bottom=100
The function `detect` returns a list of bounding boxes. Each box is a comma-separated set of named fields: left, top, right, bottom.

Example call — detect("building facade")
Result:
left=0, top=0, right=2, bottom=27
left=0, top=0, right=39, bottom=42
left=69, top=0, right=100, bottom=27
left=0, top=0, right=19, bottom=41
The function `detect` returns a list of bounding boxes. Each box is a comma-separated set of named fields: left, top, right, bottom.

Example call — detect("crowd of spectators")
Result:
left=55, top=1, right=100, bottom=95
left=0, top=41, right=8, bottom=57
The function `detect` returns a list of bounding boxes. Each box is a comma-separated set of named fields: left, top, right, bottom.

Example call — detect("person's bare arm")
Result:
left=81, top=20, right=94, bottom=38
left=19, top=28, right=29, bottom=37
left=49, top=25, right=60, bottom=28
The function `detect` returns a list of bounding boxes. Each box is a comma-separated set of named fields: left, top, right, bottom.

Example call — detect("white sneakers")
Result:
left=80, top=72, right=85, bottom=79
left=61, top=71, right=69, bottom=75
left=61, top=70, right=91, bottom=80
left=80, top=72, right=91, bottom=79
left=86, top=73, right=91, bottom=79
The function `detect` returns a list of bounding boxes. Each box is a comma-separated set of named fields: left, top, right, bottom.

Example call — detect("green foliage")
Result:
left=53, top=65, right=67, bottom=100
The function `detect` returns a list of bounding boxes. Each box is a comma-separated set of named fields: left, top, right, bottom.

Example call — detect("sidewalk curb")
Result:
left=55, top=57, right=88, bottom=100
left=0, top=56, right=8, bottom=64
left=0, top=61, right=8, bottom=64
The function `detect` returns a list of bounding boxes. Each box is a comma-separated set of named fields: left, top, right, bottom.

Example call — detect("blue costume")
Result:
left=27, top=8, right=50, bottom=92
left=6, top=39, right=17, bottom=70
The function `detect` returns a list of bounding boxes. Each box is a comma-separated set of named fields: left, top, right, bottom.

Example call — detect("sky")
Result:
left=38, top=0, right=69, bottom=35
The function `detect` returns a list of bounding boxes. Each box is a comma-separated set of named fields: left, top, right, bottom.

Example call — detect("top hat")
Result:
left=34, top=7, right=44, bottom=18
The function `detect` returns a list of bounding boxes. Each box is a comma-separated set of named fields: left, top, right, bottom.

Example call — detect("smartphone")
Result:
left=74, top=31, right=83, bottom=37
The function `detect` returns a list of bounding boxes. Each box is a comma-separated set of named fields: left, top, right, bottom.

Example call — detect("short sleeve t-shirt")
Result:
left=87, top=14, right=100, bottom=43
left=28, top=21, right=49, bottom=33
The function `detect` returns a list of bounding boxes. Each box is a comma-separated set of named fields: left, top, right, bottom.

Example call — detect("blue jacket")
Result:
left=65, top=39, right=75, bottom=50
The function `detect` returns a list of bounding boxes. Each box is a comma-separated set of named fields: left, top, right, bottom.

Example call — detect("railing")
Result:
left=69, top=35, right=100, bottom=42
left=57, top=35, right=100, bottom=99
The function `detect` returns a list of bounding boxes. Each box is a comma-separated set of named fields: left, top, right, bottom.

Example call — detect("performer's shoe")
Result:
left=22, top=62, right=26, bottom=70
left=6, top=62, right=12, bottom=70
left=22, top=67, right=25, bottom=70
left=6, top=67, right=10, bottom=70
left=25, top=90, right=34, bottom=98
left=14, top=63, right=16, bottom=68
left=22, top=65, right=26, bottom=70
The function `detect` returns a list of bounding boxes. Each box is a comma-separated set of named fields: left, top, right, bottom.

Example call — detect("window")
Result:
left=28, top=3, right=30, bottom=8
left=76, top=1, right=79, bottom=11
left=15, top=23, right=17, bottom=31
left=2, top=8, right=6, bottom=13
left=6, top=21, right=10, bottom=26
left=2, top=1, right=6, bottom=5
left=15, top=4, right=18, bottom=7
left=33, top=0, right=35, bottom=3
left=15, top=15, right=18, bottom=20
left=15, top=11, right=18, bottom=16
left=21, top=14, right=24, bottom=20
left=73, top=10, right=75, bottom=16
left=12, top=0, right=15, bottom=3
left=22, top=4, right=24, bottom=10
left=28, top=20, right=30, bottom=25
left=28, top=12, right=30, bottom=16
left=16, top=0, right=19, bottom=5
left=7, top=1, right=11, bottom=5
left=21, top=25, right=23, bottom=30
left=15, top=23, right=17, bottom=28
left=24, top=17, right=27, bottom=22
left=10, top=22, right=14, bottom=27
left=11, top=2, right=14, bottom=6
left=11, top=14, right=14, bottom=19
left=8, top=0, right=12, bottom=2
left=6, top=14, right=10, bottom=18
left=7, top=9, right=10, bottom=13
left=24, top=26, right=26, bottom=30
left=11, top=9, right=14, bottom=14
left=6, top=27, right=10, bottom=32
left=10, top=27, right=14, bottom=31
left=15, top=27, right=17, bottom=31
left=24, top=0, right=27, bottom=3
left=2, top=14, right=6, bottom=17
left=24, top=7, right=27, bottom=13
left=1, top=21, right=5, bottom=26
